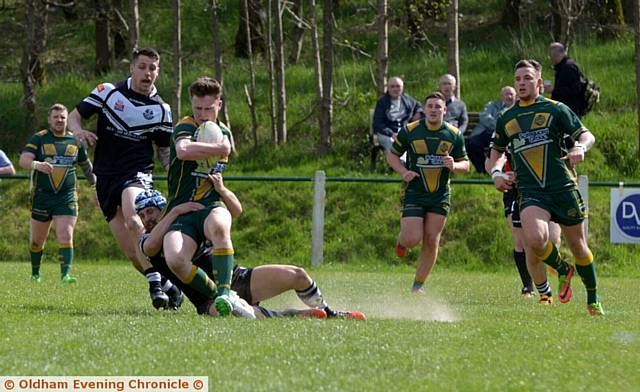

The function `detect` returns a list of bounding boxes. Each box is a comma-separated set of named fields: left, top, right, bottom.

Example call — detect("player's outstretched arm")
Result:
left=208, top=173, right=243, bottom=218
left=174, top=137, right=230, bottom=161
left=67, top=109, right=98, bottom=147
left=142, top=202, right=204, bottom=257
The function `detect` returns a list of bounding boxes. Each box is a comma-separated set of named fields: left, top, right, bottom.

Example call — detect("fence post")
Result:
left=311, top=170, right=326, bottom=267
left=578, top=175, right=589, bottom=238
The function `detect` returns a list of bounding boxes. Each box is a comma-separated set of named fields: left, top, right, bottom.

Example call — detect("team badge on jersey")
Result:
left=114, top=100, right=125, bottom=111
left=143, top=109, right=155, bottom=120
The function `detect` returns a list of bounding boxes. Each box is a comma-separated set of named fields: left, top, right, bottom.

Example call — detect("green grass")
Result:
left=1, top=262, right=638, bottom=391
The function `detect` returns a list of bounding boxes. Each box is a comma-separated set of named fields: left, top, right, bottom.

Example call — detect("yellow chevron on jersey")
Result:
left=411, top=140, right=428, bottom=154
left=420, top=167, right=442, bottom=193
left=520, top=144, right=548, bottom=188
left=444, top=123, right=461, bottom=136
left=505, top=118, right=522, bottom=137
left=406, top=120, right=421, bottom=133
left=50, top=166, right=70, bottom=192
left=43, top=144, right=57, bottom=156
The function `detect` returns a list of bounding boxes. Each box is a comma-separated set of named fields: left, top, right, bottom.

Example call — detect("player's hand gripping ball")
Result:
left=195, top=121, right=224, bottom=170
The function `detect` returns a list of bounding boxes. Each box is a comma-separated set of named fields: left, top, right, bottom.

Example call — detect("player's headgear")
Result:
left=134, top=189, right=166, bottom=214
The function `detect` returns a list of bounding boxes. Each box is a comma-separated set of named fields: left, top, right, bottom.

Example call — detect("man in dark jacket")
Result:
left=547, top=42, right=585, bottom=117
left=373, top=76, right=423, bottom=151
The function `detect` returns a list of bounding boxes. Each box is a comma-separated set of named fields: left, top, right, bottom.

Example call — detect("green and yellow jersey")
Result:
left=493, top=96, right=586, bottom=193
left=22, top=129, right=88, bottom=195
left=390, top=119, right=467, bottom=197
left=166, top=116, right=232, bottom=211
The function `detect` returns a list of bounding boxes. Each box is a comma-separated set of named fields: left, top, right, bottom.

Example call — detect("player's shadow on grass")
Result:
left=7, top=303, right=164, bottom=317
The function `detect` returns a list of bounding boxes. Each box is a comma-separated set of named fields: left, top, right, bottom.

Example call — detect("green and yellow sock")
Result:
left=182, top=265, right=218, bottom=298
left=535, top=240, right=568, bottom=275
left=30, top=244, right=44, bottom=276
left=575, top=251, right=598, bottom=304
left=58, top=243, right=73, bottom=276
left=213, top=248, right=234, bottom=296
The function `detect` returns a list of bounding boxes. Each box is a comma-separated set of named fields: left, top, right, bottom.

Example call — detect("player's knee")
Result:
left=401, top=233, right=421, bottom=248
left=291, top=266, right=312, bottom=287
left=423, top=232, right=441, bottom=248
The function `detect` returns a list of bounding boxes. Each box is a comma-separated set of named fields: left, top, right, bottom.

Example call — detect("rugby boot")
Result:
left=31, top=274, right=42, bottom=283
left=587, top=302, right=605, bottom=316
left=61, top=274, right=77, bottom=284
left=150, top=286, right=169, bottom=309
left=557, top=261, right=575, bottom=304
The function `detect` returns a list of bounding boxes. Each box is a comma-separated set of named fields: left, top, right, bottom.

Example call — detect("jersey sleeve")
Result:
left=557, top=103, right=588, bottom=140
left=0, top=150, right=11, bottom=168
left=173, top=120, right=197, bottom=143
left=491, top=114, right=509, bottom=152
left=76, top=83, right=115, bottom=119
left=452, top=131, right=468, bottom=161
left=22, top=133, right=41, bottom=156
left=390, top=126, right=408, bottom=156
left=77, top=143, right=89, bottom=163
left=152, top=102, right=173, bottom=147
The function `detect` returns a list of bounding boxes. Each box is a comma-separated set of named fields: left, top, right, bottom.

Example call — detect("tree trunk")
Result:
left=635, top=0, right=640, bottom=158
left=502, top=0, right=520, bottom=31
left=211, top=0, right=230, bottom=127
left=172, top=0, right=182, bottom=123
left=598, top=0, right=625, bottom=38
left=111, top=0, right=128, bottom=61
left=243, top=0, right=259, bottom=148
left=375, top=0, right=388, bottom=97
left=447, top=0, right=460, bottom=98
left=320, top=0, right=333, bottom=151
left=95, top=0, right=112, bottom=75
left=21, top=0, right=48, bottom=115
left=235, top=0, right=266, bottom=58
left=288, top=0, right=305, bottom=65
left=129, top=0, right=140, bottom=50
left=274, top=0, right=287, bottom=144
left=550, top=0, right=563, bottom=42
left=267, top=0, right=277, bottom=144
left=309, top=0, right=324, bottom=146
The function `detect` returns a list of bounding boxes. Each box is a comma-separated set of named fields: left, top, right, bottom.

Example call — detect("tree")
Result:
left=128, top=0, right=140, bottom=50
left=288, top=0, right=305, bottom=65
left=172, top=0, right=182, bottom=122
left=309, top=0, right=324, bottom=147
left=95, top=0, right=112, bottom=75
left=242, top=0, right=259, bottom=147
left=235, top=0, right=265, bottom=58
left=320, top=0, right=334, bottom=150
left=273, top=0, right=287, bottom=143
left=111, top=0, right=128, bottom=61
left=21, top=0, right=48, bottom=115
left=210, top=0, right=230, bottom=127
left=635, top=0, right=640, bottom=158
left=267, top=0, right=277, bottom=143
left=447, top=0, right=460, bottom=98
left=597, top=0, right=625, bottom=39
left=502, top=0, right=520, bottom=31
left=375, top=0, right=388, bottom=97
left=550, top=0, right=587, bottom=48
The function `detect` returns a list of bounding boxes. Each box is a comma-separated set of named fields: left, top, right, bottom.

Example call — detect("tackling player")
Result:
left=387, top=92, right=469, bottom=293
left=19, top=104, right=96, bottom=283
left=137, top=177, right=365, bottom=320
left=67, top=48, right=173, bottom=308
left=487, top=59, right=603, bottom=316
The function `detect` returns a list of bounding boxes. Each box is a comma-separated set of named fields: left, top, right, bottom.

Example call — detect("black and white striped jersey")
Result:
left=76, top=78, right=173, bottom=177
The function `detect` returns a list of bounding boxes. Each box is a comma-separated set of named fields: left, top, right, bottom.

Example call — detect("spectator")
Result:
left=546, top=42, right=585, bottom=117
left=372, top=76, right=423, bottom=151
left=0, top=149, right=15, bottom=175
left=466, top=86, right=516, bottom=173
left=439, top=74, right=468, bottom=134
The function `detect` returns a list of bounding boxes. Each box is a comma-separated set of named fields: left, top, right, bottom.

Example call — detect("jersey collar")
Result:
left=127, top=77, right=158, bottom=97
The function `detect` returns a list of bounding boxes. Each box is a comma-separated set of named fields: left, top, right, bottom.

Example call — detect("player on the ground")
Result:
left=19, top=104, right=97, bottom=283
left=162, top=76, right=239, bottom=316
left=67, top=48, right=174, bottom=308
left=387, top=92, right=469, bottom=293
left=487, top=59, right=603, bottom=316
left=137, top=177, right=365, bottom=320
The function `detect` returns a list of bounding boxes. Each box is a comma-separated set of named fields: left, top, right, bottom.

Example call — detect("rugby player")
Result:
left=137, top=177, right=365, bottom=320
left=487, top=59, right=603, bottom=316
left=67, top=48, right=174, bottom=308
left=387, top=92, right=469, bottom=293
left=19, top=104, right=96, bottom=283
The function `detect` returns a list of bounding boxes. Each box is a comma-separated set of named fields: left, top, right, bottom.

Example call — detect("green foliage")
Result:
left=1, top=263, right=639, bottom=390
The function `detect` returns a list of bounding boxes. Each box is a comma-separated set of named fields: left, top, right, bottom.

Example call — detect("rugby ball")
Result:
left=196, top=121, right=224, bottom=144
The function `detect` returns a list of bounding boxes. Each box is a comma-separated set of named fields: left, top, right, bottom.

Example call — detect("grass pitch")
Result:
left=1, top=262, right=638, bottom=391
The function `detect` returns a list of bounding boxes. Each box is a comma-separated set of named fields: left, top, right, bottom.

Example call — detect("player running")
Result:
left=19, top=104, right=96, bottom=283
left=487, top=59, right=603, bottom=316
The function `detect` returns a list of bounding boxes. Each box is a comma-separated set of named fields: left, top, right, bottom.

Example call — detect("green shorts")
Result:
left=519, top=188, right=586, bottom=227
left=401, top=189, right=450, bottom=218
left=168, top=202, right=225, bottom=245
left=31, top=190, right=78, bottom=222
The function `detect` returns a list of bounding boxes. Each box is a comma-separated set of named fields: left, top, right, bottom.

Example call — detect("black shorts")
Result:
left=231, top=265, right=254, bottom=305
left=96, top=171, right=153, bottom=221
left=503, top=188, right=521, bottom=228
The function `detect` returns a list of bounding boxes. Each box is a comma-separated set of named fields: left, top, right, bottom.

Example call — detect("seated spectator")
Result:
left=372, top=76, right=423, bottom=151
left=0, top=149, right=15, bottom=176
left=547, top=42, right=585, bottom=117
left=439, top=74, right=468, bottom=134
left=466, top=86, right=516, bottom=173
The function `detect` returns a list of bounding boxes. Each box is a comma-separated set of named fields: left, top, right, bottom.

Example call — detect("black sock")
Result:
left=324, top=306, right=337, bottom=317
left=513, top=250, right=532, bottom=289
